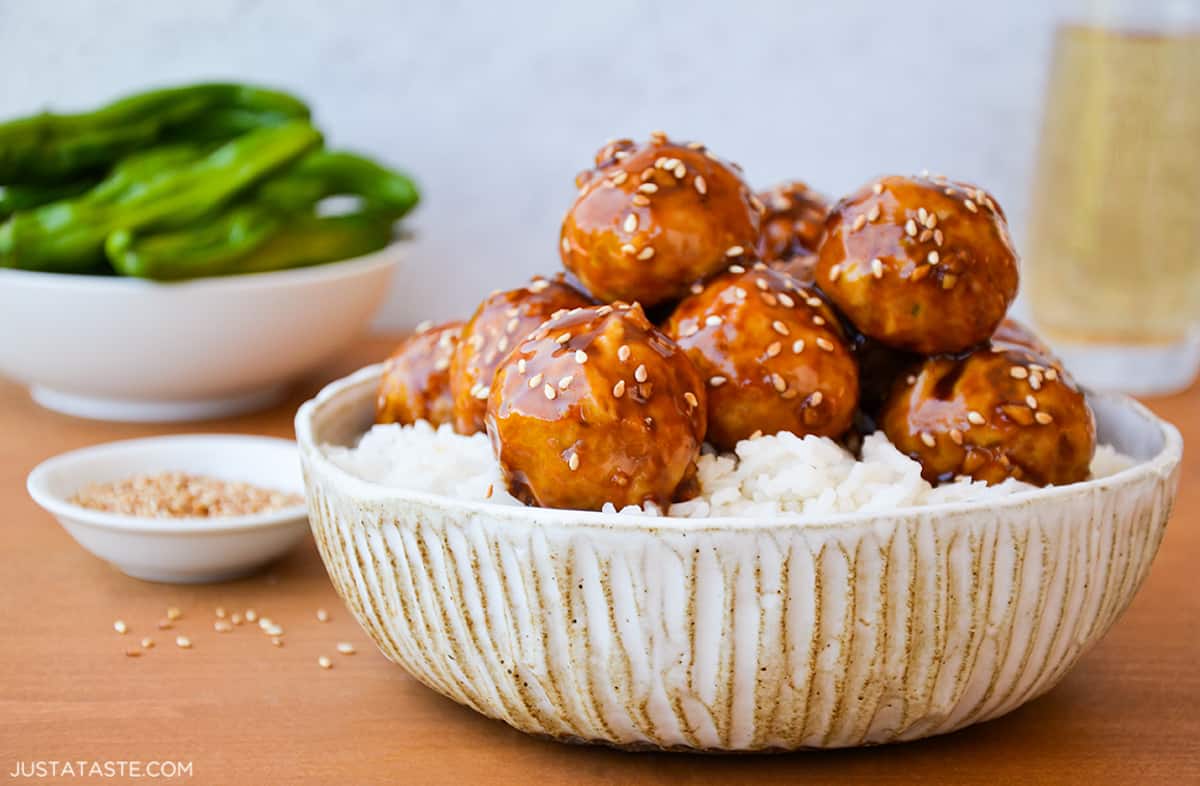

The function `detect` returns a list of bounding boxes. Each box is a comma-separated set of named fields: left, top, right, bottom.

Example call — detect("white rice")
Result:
left=323, top=421, right=1133, bottom=519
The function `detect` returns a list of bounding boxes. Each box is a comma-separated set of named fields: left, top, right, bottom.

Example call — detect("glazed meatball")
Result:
left=814, top=175, right=1019, bottom=354
left=560, top=132, right=762, bottom=307
left=664, top=260, right=859, bottom=450
left=757, top=180, right=830, bottom=264
left=487, top=302, right=707, bottom=511
left=449, top=276, right=592, bottom=434
left=880, top=344, right=1095, bottom=486
left=376, top=320, right=463, bottom=427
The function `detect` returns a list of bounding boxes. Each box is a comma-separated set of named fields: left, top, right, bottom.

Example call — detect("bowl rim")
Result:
left=0, top=239, right=403, bottom=293
left=295, top=363, right=1184, bottom=533
left=26, top=434, right=309, bottom=534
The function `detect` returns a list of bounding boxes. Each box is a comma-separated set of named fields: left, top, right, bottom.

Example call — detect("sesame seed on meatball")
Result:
left=560, top=132, right=762, bottom=307
left=880, top=342, right=1095, bottom=486
left=664, top=260, right=859, bottom=450
left=449, top=276, right=592, bottom=434
left=376, top=320, right=463, bottom=427
left=815, top=174, right=1019, bottom=355
left=486, top=302, right=707, bottom=511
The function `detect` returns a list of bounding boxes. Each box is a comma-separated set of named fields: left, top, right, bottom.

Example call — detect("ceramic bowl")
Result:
left=295, top=364, right=1181, bottom=751
left=27, top=434, right=309, bottom=583
left=0, top=244, right=400, bottom=423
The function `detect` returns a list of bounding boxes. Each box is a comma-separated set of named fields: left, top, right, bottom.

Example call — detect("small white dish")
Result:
left=0, top=242, right=401, bottom=423
left=27, top=434, right=310, bottom=584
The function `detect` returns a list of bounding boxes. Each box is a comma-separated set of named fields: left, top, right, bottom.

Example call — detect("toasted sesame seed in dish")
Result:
left=27, top=435, right=310, bottom=583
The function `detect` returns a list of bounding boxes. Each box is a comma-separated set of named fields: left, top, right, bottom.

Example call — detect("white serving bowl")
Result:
left=0, top=244, right=400, bottom=422
left=296, top=365, right=1182, bottom=751
left=27, top=434, right=309, bottom=583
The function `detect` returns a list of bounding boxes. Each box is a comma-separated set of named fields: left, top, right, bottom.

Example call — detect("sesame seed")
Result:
left=318, top=656, right=333, bottom=670
left=316, top=608, right=330, bottom=622
left=771, top=373, right=787, bottom=392
left=1044, top=368, right=1059, bottom=381
left=528, top=279, right=550, bottom=292
left=140, top=637, right=154, bottom=649
left=1010, top=366, right=1029, bottom=379
left=812, top=315, right=826, bottom=326
left=674, top=163, right=686, bottom=178
left=805, top=296, right=823, bottom=307
left=693, top=175, right=707, bottom=195
left=597, top=305, right=613, bottom=316
left=964, top=198, right=978, bottom=213
left=684, top=391, right=699, bottom=408
left=934, top=229, right=944, bottom=246
left=472, top=385, right=490, bottom=400
left=638, top=183, right=658, bottom=194
left=415, top=319, right=434, bottom=334
left=624, top=214, right=639, bottom=233
left=271, top=637, right=284, bottom=647
left=1025, top=394, right=1038, bottom=409
left=166, top=607, right=182, bottom=621
left=610, top=171, right=628, bottom=185
left=772, top=320, right=790, bottom=336
left=871, top=258, right=884, bottom=279
left=559, top=375, right=574, bottom=390
left=829, top=264, right=842, bottom=282
left=778, top=292, right=795, bottom=307
left=517, top=358, right=527, bottom=373
left=919, top=228, right=933, bottom=242
left=637, top=246, right=655, bottom=260
left=1029, top=375, right=1042, bottom=390
left=214, top=620, right=232, bottom=633
left=755, top=278, right=768, bottom=291
left=705, top=315, right=723, bottom=327
left=528, top=373, right=542, bottom=388
left=621, top=243, right=636, bottom=255
left=632, top=194, right=650, bottom=206
left=920, top=432, right=936, bottom=448
left=967, top=410, right=986, bottom=425
left=709, top=375, right=727, bottom=387
left=634, top=364, right=648, bottom=382
left=816, top=337, right=835, bottom=352
left=175, top=636, right=192, bottom=649
left=543, top=384, right=557, bottom=400
left=1035, top=412, right=1054, bottom=425
left=927, top=250, right=940, bottom=265
left=114, top=620, right=128, bottom=635
left=852, top=214, right=867, bottom=231
left=726, top=245, right=745, bottom=257
left=575, top=350, right=588, bottom=363
left=918, top=207, right=928, bottom=223
left=766, top=341, right=782, bottom=357
left=613, top=380, right=626, bottom=398
left=809, top=391, right=824, bottom=406
left=687, top=140, right=705, bottom=149
left=230, top=613, right=241, bottom=626
left=124, top=648, right=142, bottom=658
left=925, top=213, right=938, bottom=229
left=873, top=182, right=884, bottom=195
left=617, top=344, right=631, bottom=362
left=681, top=323, right=699, bottom=337
left=726, top=264, right=746, bottom=275
left=555, top=332, right=572, bottom=344
left=867, top=205, right=881, bottom=222
left=568, top=453, right=580, bottom=471
left=949, top=428, right=964, bottom=445
left=907, top=375, right=918, bottom=385
left=905, top=219, right=918, bottom=237
left=793, top=339, right=806, bottom=353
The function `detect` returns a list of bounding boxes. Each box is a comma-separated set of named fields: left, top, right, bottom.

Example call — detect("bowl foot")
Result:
left=30, top=384, right=289, bottom=423
left=114, top=562, right=269, bottom=584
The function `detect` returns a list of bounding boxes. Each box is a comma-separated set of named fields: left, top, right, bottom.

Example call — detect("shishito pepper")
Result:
left=0, top=180, right=96, bottom=219
left=0, top=122, right=321, bottom=273
left=0, top=83, right=309, bottom=183
left=104, top=149, right=418, bottom=280
left=106, top=209, right=395, bottom=280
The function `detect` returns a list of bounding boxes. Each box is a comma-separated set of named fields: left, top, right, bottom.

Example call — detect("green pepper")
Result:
left=0, top=83, right=309, bottom=183
left=107, top=209, right=394, bottom=280
left=256, top=151, right=420, bottom=217
left=0, top=180, right=96, bottom=219
left=0, top=122, right=321, bottom=273
left=101, top=148, right=418, bottom=280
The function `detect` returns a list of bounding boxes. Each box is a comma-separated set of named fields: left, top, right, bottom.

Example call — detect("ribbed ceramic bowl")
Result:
left=296, top=364, right=1181, bottom=751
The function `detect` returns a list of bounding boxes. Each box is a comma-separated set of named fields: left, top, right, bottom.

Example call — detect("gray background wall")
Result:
left=0, top=0, right=1068, bottom=328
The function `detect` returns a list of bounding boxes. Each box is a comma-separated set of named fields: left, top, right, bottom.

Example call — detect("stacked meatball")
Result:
left=374, top=134, right=1096, bottom=511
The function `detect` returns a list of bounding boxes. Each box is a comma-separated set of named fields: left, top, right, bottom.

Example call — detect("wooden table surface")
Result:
left=2, top=335, right=1197, bottom=785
